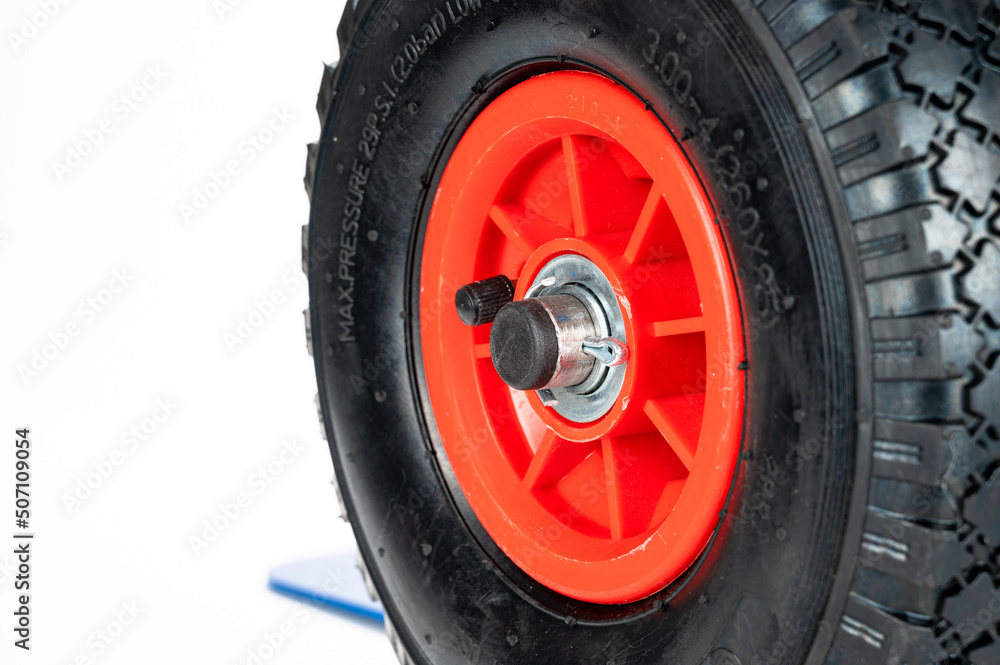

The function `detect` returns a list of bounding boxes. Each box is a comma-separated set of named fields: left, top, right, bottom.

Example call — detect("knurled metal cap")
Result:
left=455, top=275, right=515, bottom=326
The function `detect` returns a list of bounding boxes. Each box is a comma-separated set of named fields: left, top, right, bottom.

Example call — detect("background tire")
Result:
left=304, top=1, right=1000, bottom=663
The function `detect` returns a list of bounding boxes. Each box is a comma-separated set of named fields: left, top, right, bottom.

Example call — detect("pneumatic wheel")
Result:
left=304, top=1, right=1000, bottom=664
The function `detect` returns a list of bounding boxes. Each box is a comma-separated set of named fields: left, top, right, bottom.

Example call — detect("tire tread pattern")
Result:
left=764, top=1, right=1000, bottom=663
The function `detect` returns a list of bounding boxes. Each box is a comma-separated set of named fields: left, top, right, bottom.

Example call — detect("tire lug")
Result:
left=315, top=61, right=338, bottom=124
left=300, top=224, right=309, bottom=274
left=303, top=142, right=319, bottom=200
left=303, top=308, right=314, bottom=357
left=313, top=393, right=327, bottom=442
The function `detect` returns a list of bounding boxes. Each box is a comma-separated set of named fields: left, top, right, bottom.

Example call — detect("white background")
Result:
left=1, top=0, right=398, bottom=662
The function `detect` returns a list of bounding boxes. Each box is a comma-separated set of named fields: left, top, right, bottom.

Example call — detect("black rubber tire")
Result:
left=303, top=1, right=1000, bottom=664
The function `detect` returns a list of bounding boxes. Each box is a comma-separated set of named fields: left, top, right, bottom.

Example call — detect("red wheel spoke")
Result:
left=644, top=395, right=705, bottom=473
left=490, top=204, right=567, bottom=258
left=562, top=135, right=589, bottom=237
left=602, top=436, right=626, bottom=540
left=624, top=186, right=666, bottom=263
left=653, top=316, right=706, bottom=338
left=523, top=430, right=598, bottom=490
left=603, top=433, right=683, bottom=539
left=623, top=184, right=686, bottom=265
left=564, top=134, right=656, bottom=239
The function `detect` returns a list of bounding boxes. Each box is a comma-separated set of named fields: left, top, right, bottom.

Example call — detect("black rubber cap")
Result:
left=490, top=300, right=559, bottom=391
left=455, top=275, right=515, bottom=326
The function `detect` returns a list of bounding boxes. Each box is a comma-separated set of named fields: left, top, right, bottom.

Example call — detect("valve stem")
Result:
left=455, top=275, right=515, bottom=326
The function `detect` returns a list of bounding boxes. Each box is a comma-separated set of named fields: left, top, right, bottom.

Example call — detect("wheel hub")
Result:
left=420, top=70, right=746, bottom=603
left=490, top=253, right=630, bottom=424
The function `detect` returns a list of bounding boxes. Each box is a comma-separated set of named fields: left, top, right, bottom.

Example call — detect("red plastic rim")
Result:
left=420, top=71, right=745, bottom=604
